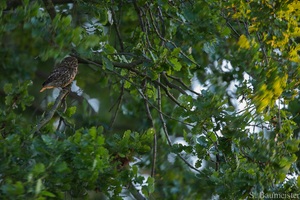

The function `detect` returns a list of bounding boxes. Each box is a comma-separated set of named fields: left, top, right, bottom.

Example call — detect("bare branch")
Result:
left=256, top=32, right=269, bottom=65
left=109, top=82, right=125, bottom=129
left=133, top=0, right=146, bottom=32
left=56, top=97, right=68, bottom=132
left=165, top=72, right=201, bottom=96
left=128, top=182, right=146, bottom=200
left=33, top=87, right=70, bottom=134
left=157, top=75, right=172, bottom=145
left=142, top=80, right=157, bottom=178
left=161, top=72, right=187, bottom=95
left=110, top=5, right=124, bottom=51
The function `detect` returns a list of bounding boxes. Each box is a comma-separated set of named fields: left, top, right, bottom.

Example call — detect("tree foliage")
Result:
left=1, top=0, right=300, bottom=199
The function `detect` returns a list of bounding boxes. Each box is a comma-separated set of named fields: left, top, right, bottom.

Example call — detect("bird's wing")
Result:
left=42, top=67, right=70, bottom=87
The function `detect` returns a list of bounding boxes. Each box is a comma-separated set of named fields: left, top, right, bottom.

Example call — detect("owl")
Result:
left=40, top=56, right=78, bottom=92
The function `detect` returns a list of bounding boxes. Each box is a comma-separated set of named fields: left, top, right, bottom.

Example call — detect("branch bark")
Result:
left=142, top=80, right=157, bottom=178
left=32, top=88, right=69, bottom=134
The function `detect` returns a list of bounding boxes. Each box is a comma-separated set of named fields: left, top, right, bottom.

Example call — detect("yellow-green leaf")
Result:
left=238, top=34, right=250, bottom=49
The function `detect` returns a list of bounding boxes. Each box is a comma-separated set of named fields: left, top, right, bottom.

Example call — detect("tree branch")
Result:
left=42, top=0, right=56, bottom=20
left=110, top=5, right=124, bottom=51
left=161, top=72, right=187, bottom=95
left=142, top=80, right=157, bottom=178
left=33, top=88, right=70, bottom=134
left=109, top=82, right=125, bottom=129
left=256, top=32, right=269, bottom=65
left=157, top=75, right=201, bottom=173
left=128, top=182, right=146, bottom=200
left=165, top=72, right=201, bottom=96
left=132, top=0, right=146, bottom=32
left=74, top=55, right=187, bottom=109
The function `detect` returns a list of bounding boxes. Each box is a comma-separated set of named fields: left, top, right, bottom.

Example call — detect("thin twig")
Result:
left=161, top=72, right=187, bottom=95
left=142, top=80, right=157, bottom=178
left=277, top=98, right=282, bottom=130
left=157, top=75, right=201, bottom=173
left=157, top=75, right=172, bottom=146
left=110, top=5, right=124, bottom=51
left=256, top=32, right=269, bottom=65
left=111, top=70, right=194, bottom=128
left=165, top=72, right=201, bottom=96
left=243, top=21, right=250, bottom=38
left=56, top=97, right=68, bottom=132
left=109, top=82, right=125, bottom=129
left=133, top=0, right=146, bottom=32
left=226, top=21, right=240, bottom=39
left=147, top=6, right=200, bottom=67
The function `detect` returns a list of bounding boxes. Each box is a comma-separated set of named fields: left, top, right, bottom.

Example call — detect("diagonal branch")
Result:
left=165, top=72, right=201, bottom=96
left=110, top=5, right=124, bottom=51
left=142, top=80, right=157, bottom=178
left=132, top=0, right=146, bottom=32
left=161, top=72, right=187, bottom=95
left=256, top=32, right=269, bottom=65
left=109, top=82, right=125, bottom=129
left=33, top=88, right=70, bottom=134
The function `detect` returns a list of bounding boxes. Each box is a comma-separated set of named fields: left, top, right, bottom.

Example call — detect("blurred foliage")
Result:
left=1, top=0, right=300, bottom=199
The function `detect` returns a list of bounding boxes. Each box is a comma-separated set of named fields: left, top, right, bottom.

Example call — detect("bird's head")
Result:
left=61, top=56, right=78, bottom=68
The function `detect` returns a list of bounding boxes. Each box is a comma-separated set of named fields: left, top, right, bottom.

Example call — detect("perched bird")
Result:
left=40, top=56, right=78, bottom=92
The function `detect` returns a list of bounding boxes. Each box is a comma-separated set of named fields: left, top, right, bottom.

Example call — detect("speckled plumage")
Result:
left=40, top=57, right=78, bottom=92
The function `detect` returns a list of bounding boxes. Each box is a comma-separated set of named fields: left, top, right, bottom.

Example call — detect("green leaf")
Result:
left=62, top=15, right=72, bottom=26
left=124, top=80, right=131, bottom=89
left=89, top=126, right=97, bottom=139
left=171, top=47, right=181, bottom=57
left=32, top=163, right=45, bottom=175
left=40, top=191, right=56, bottom=197
left=169, top=58, right=182, bottom=71
left=41, top=135, right=54, bottom=146
left=1, top=181, right=24, bottom=195
left=3, top=83, right=12, bottom=94
left=147, top=177, right=155, bottom=193
left=104, top=44, right=116, bottom=54
left=238, top=34, right=250, bottom=49
left=132, top=165, right=138, bottom=176
left=54, top=162, right=69, bottom=173
left=197, top=136, right=208, bottom=147
left=35, top=179, right=42, bottom=195
left=66, top=106, right=77, bottom=117
left=102, top=56, right=114, bottom=70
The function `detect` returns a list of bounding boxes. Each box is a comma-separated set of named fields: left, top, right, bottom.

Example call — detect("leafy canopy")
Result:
left=1, top=0, right=300, bottom=199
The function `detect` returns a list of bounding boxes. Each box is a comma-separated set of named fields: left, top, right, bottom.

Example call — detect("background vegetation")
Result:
left=1, top=0, right=300, bottom=199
